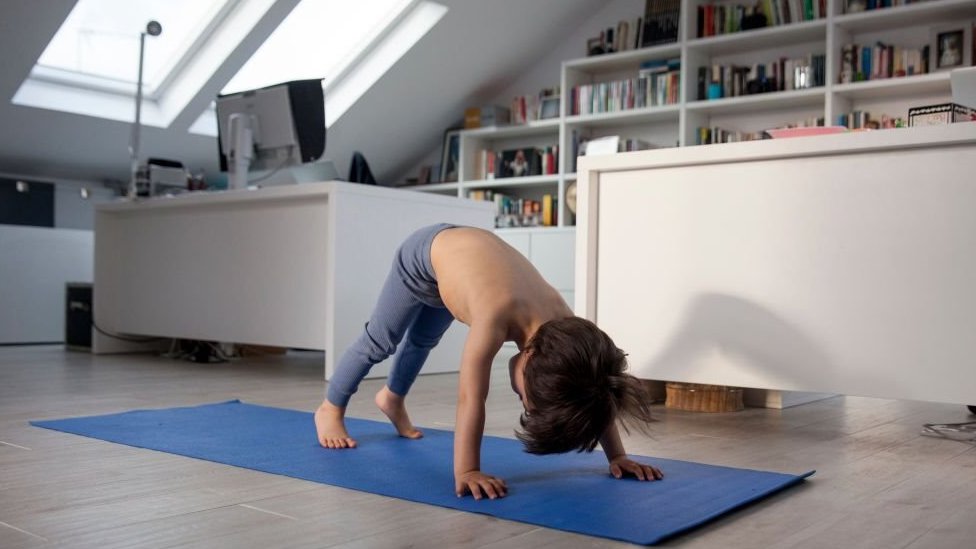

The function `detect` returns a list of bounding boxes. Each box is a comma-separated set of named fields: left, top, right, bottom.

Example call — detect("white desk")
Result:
left=94, top=181, right=494, bottom=379
left=577, top=123, right=976, bottom=406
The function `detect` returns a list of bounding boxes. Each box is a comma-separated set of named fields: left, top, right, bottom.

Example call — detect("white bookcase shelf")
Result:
left=832, top=71, right=951, bottom=99
left=405, top=0, right=976, bottom=231
left=687, top=19, right=827, bottom=55
left=834, top=0, right=976, bottom=32
left=463, top=175, right=559, bottom=190
left=686, top=87, right=826, bottom=114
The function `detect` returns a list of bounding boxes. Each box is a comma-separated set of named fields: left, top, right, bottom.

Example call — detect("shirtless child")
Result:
left=314, top=224, right=662, bottom=499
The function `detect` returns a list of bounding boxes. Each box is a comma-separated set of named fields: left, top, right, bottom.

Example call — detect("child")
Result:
left=315, top=223, right=662, bottom=499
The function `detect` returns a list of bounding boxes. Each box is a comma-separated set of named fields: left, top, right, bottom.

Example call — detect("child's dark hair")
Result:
left=516, top=316, right=653, bottom=454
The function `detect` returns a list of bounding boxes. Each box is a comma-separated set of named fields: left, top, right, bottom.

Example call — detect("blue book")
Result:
left=861, top=46, right=872, bottom=80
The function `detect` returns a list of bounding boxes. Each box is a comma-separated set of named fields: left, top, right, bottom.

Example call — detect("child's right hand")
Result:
left=455, top=470, right=507, bottom=500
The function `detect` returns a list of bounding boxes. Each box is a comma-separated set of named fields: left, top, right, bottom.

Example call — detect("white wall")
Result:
left=0, top=225, right=93, bottom=343
left=494, top=0, right=646, bottom=105
left=54, top=182, right=116, bottom=230
left=0, top=171, right=110, bottom=343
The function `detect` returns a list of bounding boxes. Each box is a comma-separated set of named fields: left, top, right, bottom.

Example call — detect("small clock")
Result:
left=566, top=182, right=577, bottom=214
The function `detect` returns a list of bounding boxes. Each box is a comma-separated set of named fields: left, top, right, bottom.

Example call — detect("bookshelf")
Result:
left=407, top=0, right=975, bottom=230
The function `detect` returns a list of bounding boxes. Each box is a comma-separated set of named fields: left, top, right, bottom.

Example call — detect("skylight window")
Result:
left=197, top=0, right=447, bottom=133
left=35, top=0, right=230, bottom=96
left=13, top=0, right=445, bottom=133
left=222, top=0, right=406, bottom=96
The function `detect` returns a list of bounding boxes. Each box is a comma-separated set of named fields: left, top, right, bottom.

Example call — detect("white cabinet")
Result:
left=496, top=227, right=575, bottom=309
left=406, top=0, right=975, bottom=345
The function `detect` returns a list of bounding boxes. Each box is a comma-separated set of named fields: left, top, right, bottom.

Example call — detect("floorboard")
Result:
left=1, top=345, right=974, bottom=548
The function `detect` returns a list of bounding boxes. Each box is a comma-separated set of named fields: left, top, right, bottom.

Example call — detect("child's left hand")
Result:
left=609, top=455, right=663, bottom=481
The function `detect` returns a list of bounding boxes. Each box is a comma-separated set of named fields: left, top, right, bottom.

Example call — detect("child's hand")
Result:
left=609, top=456, right=663, bottom=481
left=455, top=470, right=507, bottom=500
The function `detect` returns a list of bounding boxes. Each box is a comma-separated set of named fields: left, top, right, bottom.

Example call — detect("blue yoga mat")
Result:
left=31, top=400, right=813, bottom=545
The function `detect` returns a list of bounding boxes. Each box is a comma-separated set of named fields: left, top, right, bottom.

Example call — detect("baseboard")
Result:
left=743, top=388, right=837, bottom=409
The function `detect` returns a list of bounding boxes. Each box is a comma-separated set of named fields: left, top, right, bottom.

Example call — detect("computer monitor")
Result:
left=216, top=79, right=326, bottom=189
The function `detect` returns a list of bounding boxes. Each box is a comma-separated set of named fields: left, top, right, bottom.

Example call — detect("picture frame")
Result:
left=931, top=24, right=973, bottom=71
left=539, top=96, right=560, bottom=119
left=586, top=36, right=605, bottom=57
left=439, top=129, right=461, bottom=183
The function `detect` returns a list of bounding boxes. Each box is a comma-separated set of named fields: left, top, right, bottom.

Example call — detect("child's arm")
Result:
left=600, top=423, right=664, bottom=481
left=454, top=322, right=507, bottom=499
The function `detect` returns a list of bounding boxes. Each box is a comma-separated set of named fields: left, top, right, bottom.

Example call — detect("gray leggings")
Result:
left=326, top=223, right=457, bottom=407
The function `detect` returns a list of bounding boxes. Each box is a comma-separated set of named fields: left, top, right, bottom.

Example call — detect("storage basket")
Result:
left=665, top=382, right=744, bottom=412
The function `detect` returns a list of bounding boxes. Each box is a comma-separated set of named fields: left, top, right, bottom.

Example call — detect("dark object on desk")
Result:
left=142, top=157, right=187, bottom=196
left=348, top=151, right=377, bottom=185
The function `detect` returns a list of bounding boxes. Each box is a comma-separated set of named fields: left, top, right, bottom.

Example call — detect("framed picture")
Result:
left=539, top=96, right=560, bottom=119
left=931, top=24, right=973, bottom=71
left=439, top=129, right=461, bottom=183
left=586, top=36, right=604, bottom=57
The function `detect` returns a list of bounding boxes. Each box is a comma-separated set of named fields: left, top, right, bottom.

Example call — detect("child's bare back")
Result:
left=431, top=226, right=571, bottom=334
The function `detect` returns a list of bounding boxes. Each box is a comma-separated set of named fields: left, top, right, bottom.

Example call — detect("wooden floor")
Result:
left=1, top=345, right=974, bottom=548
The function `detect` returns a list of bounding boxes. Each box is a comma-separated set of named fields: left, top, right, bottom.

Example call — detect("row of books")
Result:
left=567, top=131, right=665, bottom=170
left=571, top=60, right=681, bottom=116
left=641, top=0, right=681, bottom=47
left=845, top=0, right=931, bottom=14
left=698, top=0, right=825, bottom=39
left=618, top=137, right=656, bottom=152
left=586, top=0, right=680, bottom=56
left=510, top=88, right=560, bottom=125
left=471, top=146, right=558, bottom=181
left=466, top=189, right=559, bottom=228
left=696, top=126, right=767, bottom=145
left=695, top=117, right=827, bottom=145
left=569, top=130, right=587, bottom=173
left=762, top=0, right=825, bottom=27
left=598, top=18, right=646, bottom=55
left=839, top=43, right=929, bottom=83
left=697, top=54, right=826, bottom=100
left=835, top=111, right=906, bottom=129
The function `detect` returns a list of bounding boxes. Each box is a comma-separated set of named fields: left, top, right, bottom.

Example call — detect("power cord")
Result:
left=247, top=153, right=293, bottom=185
left=91, top=318, right=168, bottom=343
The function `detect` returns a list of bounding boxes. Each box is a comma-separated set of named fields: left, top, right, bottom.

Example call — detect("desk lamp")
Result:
left=128, top=20, right=162, bottom=199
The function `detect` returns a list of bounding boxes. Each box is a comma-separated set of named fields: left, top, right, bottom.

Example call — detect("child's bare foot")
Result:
left=314, top=400, right=357, bottom=449
left=375, top=386, right=423, bottom=439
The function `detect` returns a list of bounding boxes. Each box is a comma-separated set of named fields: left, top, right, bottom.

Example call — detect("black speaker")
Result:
left=65, top=283, right=92, bottom=350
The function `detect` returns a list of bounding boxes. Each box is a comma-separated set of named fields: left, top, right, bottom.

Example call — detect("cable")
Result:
left=247, top=154, right=292, bottom=185
left=91, top=318, right=233, bottom=365
left=91, top=318, right=168, bottom=343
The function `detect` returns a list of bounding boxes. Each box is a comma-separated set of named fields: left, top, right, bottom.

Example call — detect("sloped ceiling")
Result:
left=0, top=0, right=604, bottom=186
